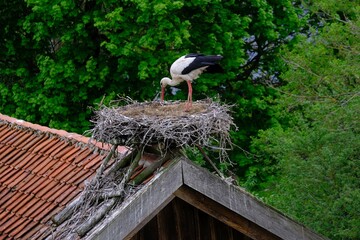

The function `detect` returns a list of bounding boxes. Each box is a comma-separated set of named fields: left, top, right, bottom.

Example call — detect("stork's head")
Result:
left=160, top=77, right=171, bottom=101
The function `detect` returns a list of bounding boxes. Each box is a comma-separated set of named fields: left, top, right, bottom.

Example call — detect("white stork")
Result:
left=160, top=53, right=223, bottom=110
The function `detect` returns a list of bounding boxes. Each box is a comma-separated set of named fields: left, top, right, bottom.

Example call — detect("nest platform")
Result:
left=89, top=99, right=234, bottom=152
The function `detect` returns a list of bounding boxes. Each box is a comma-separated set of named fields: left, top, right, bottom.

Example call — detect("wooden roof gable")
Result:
left=86, top=158, right=326, bottom=240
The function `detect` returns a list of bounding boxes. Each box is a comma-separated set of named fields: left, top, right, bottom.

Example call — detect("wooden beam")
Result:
left=175, top=186, right=280, bottom=240
left=181, top=159, right=326, bottom=240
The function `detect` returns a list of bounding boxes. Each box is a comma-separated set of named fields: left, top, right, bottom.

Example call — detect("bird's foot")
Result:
left=184, top=101, right=192, bottom=112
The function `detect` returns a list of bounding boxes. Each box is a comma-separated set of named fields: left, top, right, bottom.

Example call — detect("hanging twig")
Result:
left=196, top=144, right=225, bottom=179
left=100, top=149, right=142, bottom=199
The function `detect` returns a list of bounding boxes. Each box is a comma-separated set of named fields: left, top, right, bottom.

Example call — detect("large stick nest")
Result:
left=44, top=99, right=236, bottom=239
left=89, top=99, right=235, bottom=159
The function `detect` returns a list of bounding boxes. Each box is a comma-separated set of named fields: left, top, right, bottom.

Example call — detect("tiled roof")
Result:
left=0, top=114, right=127, bottom=239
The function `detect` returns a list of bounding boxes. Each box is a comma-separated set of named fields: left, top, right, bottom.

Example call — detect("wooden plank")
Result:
left=181, top=159, right=326, bottom=240
left=197, top=209, right=212, bottom=240
left=172, top=198, right=197, bottom=240
left=175, top=186, right=280, bottom=240
left=131, top=217, right=159, bottom=240
left=86, top=159, right=183, bottom=240
left=193, top=207, right=202, bottom=240
left=213, top=216, right=233, bottom=240
left=141, top=217, right=159, bottom=240
left=156, top=201, right=176, bottom=240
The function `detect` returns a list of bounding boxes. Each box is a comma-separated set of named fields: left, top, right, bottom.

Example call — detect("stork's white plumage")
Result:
left=160, top=53, right=223, bottom=111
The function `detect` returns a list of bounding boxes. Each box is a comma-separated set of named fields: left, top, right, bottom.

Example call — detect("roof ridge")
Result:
left=0, top=113, right=119, bottom=152
left=0, top=113, right=91, bottom=144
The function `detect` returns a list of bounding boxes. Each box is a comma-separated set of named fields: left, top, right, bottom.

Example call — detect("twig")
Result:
left=100, top=148, right=142, bottom=199
left=196, top=144, right=225, bottom=179
left=106, top=148, right=136, bottom=175
left=52, top=196, right=84, bottom=225
left=75, top=146, right=143, bottom=236
left=95, top=143, right=118, bottom=179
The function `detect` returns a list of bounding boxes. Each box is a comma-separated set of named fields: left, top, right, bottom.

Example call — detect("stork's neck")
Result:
left=162, top=77, right=183, bottom=87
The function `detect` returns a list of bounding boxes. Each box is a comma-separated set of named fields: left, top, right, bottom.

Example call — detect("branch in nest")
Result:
left=99, top=149, right=142, bottom=199
left=75, top=148, right=143, bottom=237
left=106, top=148, right=136, bottom=175
left=95, top=143, right=118, bottom=178
left=52, top=144, right=123, bottom=226
left=52, top=195, right=85, bottom=225
left=76, top=198, right=117, bottom=237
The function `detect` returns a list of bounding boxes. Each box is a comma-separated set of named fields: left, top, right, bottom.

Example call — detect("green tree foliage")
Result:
left=0, top=0, right=303, bottom=178
left=252, top=1, right=360, bottom=238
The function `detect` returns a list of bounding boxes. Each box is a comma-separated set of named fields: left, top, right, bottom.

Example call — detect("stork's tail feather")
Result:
left=202, top=55, right=223, bottom=62
left=205, top=63, right=223, bottom=73
left=181, top=54, right=223, bottom=75
left=202, top=55, right=223, bottom=73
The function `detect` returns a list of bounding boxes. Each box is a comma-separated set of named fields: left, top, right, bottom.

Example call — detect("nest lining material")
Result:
left=89, top=99, right=235, bottom=154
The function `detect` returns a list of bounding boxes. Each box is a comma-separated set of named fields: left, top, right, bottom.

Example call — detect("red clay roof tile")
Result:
left=0, top=210, right=11, bottom=226
left=7, top=218, right=33, bottom=238
left=0, top=166, right=12, bottom=180
left=14, top=221, right=41, bottom=240
left=73, top=149, right=94, bottom=164
left=0, top=113, right=127, bottom=239
left=17, top=135, right=38, bottom=151
left=47, top=142, right=72, bottom=158
left=76, top=153, right=100, bottom=168
left=56, top=185, right=81, bottom=206
left=0, top=147, right=15, bottom=162
left=9, top=132, right=31, bottom=149
left=41, top=183, right=67, bottom=202
left=0, top=129, right=13, bottom=143
left=22, top=224, right=48, bottom=240
left=6, top=194, right=32, bottom=214
left=73, top=170, right=94, bottom=186
left=84, top=156, right=103, bottom=170
left=23, top=135, right=48, bottom=152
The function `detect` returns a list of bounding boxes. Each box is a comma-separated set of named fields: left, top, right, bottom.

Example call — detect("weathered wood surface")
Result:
left=86, top=159, right=183, bottom=240
left=181, top=159, right=327, bottom=240
left=175, top=186, right=280, bottom=240
left=130, top=197, right=249, bottom=240
left=86, top=158, right=326, bottom=240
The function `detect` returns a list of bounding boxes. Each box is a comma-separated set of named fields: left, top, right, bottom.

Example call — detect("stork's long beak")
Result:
left=161, top=87, right=165, bottom=102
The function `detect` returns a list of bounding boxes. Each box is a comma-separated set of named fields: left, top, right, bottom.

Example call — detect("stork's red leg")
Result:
left=161, top=87, right=165, bottom=102
left=185, top=80, right=193, bottom=111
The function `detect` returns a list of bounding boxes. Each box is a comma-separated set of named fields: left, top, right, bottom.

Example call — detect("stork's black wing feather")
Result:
left=185, top=53, right=205, bottom=58
left=181, top=55, right=223, bottom=75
